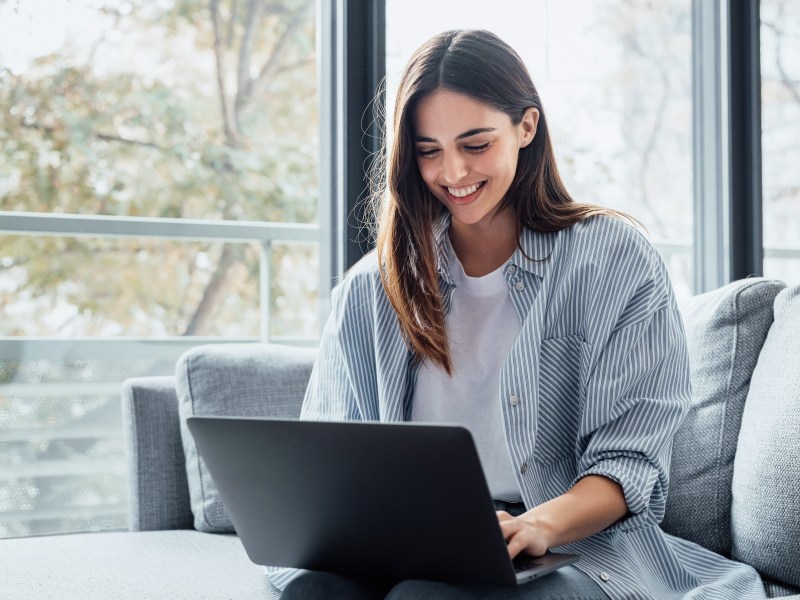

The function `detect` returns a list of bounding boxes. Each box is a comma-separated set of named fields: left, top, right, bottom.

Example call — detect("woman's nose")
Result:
left=441, top=152, right=468, bottom=183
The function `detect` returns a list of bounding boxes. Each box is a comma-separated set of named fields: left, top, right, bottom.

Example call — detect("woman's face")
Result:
left=413, top=89, right=538, bottom=234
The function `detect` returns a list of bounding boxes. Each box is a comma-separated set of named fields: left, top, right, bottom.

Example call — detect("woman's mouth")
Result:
left=444, top=181, right=486, bottom=204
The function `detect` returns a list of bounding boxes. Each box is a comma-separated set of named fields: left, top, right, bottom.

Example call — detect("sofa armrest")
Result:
left=121, top=376, right=194, bottom=532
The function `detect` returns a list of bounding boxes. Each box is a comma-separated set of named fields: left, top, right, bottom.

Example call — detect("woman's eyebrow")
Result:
left=415, top=127, right=497, bottom=143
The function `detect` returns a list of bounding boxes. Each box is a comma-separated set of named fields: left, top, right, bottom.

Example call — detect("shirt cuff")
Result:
left=574, top=454, right=663, bottom=532
left=264, top=565, right=307, bottom=591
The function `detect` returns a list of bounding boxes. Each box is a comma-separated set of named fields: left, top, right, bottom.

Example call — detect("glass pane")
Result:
left=0, top=0, right=318, bottom=223
left=0, top=339, right=196, bottom=538
left=386, top=0, right=694, bottom=301
left=271, top=242, right=320, bottom=339
left=0, top=236, right=261, bottom=337
left=761, top=0, right=800, bottom=284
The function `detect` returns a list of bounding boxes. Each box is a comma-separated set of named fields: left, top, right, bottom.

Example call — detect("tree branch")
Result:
left=183, top=245, right=243, bottom=335
left=762, top=18, right=800, bottom=105
left=21, top=122, right=167, bottom=151
left=94, top=132, right=164, bottom=150
left=210, top=0, right=237, bottom=146
left=226, top=0, right=238, bottom=48
left=234, top=0, right=265, bottom=131
left=238, top=0, right=314, bottom=118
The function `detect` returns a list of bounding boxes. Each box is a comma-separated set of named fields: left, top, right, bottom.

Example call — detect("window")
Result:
left=0, top=0, right=319, bottom=538
left=761, top=0, right=800, bottom=283
left=386, top=0, right=694, bottom=300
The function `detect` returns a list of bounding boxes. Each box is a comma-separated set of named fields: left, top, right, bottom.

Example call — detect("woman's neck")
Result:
left=448, top=210, right=518, bottom=277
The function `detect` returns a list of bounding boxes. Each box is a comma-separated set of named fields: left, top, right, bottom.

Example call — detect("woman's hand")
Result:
left=496, top=511, right=552, bottom=559
left=496, top=476, right=628, bottom=560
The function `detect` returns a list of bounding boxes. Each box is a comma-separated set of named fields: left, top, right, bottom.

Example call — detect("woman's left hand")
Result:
left=496, top=511, right=552, bottom=559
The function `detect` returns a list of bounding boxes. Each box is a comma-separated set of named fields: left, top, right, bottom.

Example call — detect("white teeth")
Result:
left=447, top=182, right=483, bottom=198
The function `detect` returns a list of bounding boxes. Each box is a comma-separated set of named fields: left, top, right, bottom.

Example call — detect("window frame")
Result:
left=692, top=0, right=764, bottom=292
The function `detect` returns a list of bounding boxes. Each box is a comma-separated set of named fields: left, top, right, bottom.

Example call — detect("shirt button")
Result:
left=510, top=395, right=519, bottom=406
left=505, top=264, right=517, bottom=276
left=515, top=280, right=525, bottom=291
left=520, top=462, right=528, bottom=475
left=599, top=572, right=610, bottom=582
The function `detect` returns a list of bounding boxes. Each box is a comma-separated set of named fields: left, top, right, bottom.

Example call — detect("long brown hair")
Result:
left=370, top=30, right=632, bottom=375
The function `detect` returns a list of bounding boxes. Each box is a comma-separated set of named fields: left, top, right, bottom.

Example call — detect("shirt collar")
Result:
left=433, top=211, right=556, bottom=281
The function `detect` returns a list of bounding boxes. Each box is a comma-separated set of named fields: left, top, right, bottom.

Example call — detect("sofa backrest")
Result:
left=731, top=285, right=800, bottom=592
left=661, top=279, right=800, bottom=595
left=121, top=343, right=316, bottom=532
left=661, top=278, right=785, bottom=555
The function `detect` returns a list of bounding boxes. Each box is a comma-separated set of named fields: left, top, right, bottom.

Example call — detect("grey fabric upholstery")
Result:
left=763, top=579, right=800, bottom=598
left=175, top=343, right=316, bottom=533
left=732, top=285, right=800, bottom=589
left=661, top=278, right=785, bottom=556
left=121, top=376, right=193, bottom=531
left=0, top=530, right=280, bottom=600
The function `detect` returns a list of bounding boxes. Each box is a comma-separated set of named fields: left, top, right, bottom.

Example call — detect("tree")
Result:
left=1, top=0, right=319, bottom=338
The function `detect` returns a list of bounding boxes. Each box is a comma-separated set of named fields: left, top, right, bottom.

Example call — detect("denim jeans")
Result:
left=279, top=501, right=609, bottom=599
left=280, top=566, right=608, bottom=599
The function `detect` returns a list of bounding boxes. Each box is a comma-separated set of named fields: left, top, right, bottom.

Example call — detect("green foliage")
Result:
left=0, top=0, right=319, bottom=337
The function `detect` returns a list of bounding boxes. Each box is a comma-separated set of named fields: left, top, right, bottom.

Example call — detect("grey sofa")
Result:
left=2, top=278, right=799, bottom=600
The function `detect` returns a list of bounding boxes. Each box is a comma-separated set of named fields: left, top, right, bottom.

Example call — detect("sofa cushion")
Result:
left=0, top=530, right=280, bottom=600
left=732, top=284, right=800, bottom=588
left=661, top=278, right=785, bottom=556
left=176, top=343, right=316, bottom=533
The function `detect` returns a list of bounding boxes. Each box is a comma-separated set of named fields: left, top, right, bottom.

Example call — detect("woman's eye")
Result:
left=417, top=148, right=439, bottom=158
left=465, top=143, right=490, bottom=153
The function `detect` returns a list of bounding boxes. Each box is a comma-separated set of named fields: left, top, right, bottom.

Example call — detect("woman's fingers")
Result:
left=498, top=516, right=524, bottom=557
left=497, top=514, right=548, bottom=558
left=505, top=533, right=528, bottom=559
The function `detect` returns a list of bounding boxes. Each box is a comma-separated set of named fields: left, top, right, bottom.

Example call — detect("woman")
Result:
left=271, top=30, right=766, bottom=599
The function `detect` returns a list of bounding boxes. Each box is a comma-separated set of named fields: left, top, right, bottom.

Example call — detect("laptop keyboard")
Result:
left=512, top=554, right=545, bottom=572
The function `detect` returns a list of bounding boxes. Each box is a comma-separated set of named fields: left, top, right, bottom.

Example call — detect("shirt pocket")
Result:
left=533, top=334, right=587, bottom=464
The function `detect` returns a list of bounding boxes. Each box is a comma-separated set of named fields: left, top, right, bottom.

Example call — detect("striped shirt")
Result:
left=268, top=213, right=766, bottom=599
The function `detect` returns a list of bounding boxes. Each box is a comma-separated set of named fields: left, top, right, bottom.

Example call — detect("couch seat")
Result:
left=0, top=530, right=280, bottom=600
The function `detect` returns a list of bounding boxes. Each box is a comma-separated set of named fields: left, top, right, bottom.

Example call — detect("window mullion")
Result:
left=692, top=0, right=764, bottom=292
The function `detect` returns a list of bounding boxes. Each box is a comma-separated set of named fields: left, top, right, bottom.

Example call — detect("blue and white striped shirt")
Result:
left=268, top=213, right=766, bottom=599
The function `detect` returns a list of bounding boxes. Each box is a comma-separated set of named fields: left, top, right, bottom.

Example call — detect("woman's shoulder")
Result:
left=570, top=212, right=652, bottom=248
left=566, top=213, right=662, bottom=271
left=338, top=250, right=382, bottom=288
left=329, top=250, right=384, bottom=310
left=559, top=213, right=675, bottom=310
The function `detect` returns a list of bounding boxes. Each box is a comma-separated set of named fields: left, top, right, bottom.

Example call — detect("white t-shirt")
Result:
left=411, top=237, right=523, bottom=501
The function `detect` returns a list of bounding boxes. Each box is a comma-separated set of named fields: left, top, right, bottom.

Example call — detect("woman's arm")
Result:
left=498, top=475, right=628, bottom=558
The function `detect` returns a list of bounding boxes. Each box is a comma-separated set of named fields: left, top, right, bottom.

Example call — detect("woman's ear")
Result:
left=518, top=107, right=540, bottom=149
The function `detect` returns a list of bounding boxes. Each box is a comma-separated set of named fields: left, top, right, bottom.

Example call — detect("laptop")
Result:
left=186, top=416, right=579, bottom=587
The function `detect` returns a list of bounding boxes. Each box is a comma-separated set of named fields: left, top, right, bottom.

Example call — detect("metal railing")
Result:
left=0, top=337, right=261, bottom=534
left=0, top=211, right=323, bottom=537
left=0, top=211, right=321, bottom=342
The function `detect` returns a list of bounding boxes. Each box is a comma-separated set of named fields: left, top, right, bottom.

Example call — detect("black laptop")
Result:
left=186, top=416, right=579, bottom=587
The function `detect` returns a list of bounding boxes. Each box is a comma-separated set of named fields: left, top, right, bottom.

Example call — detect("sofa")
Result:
left=1, top=277, right=799, bottom=599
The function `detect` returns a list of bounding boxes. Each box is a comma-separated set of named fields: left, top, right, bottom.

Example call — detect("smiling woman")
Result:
left=374, top=30, right=629, bottom=376
left=274, top=28, right=768, bottom=600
